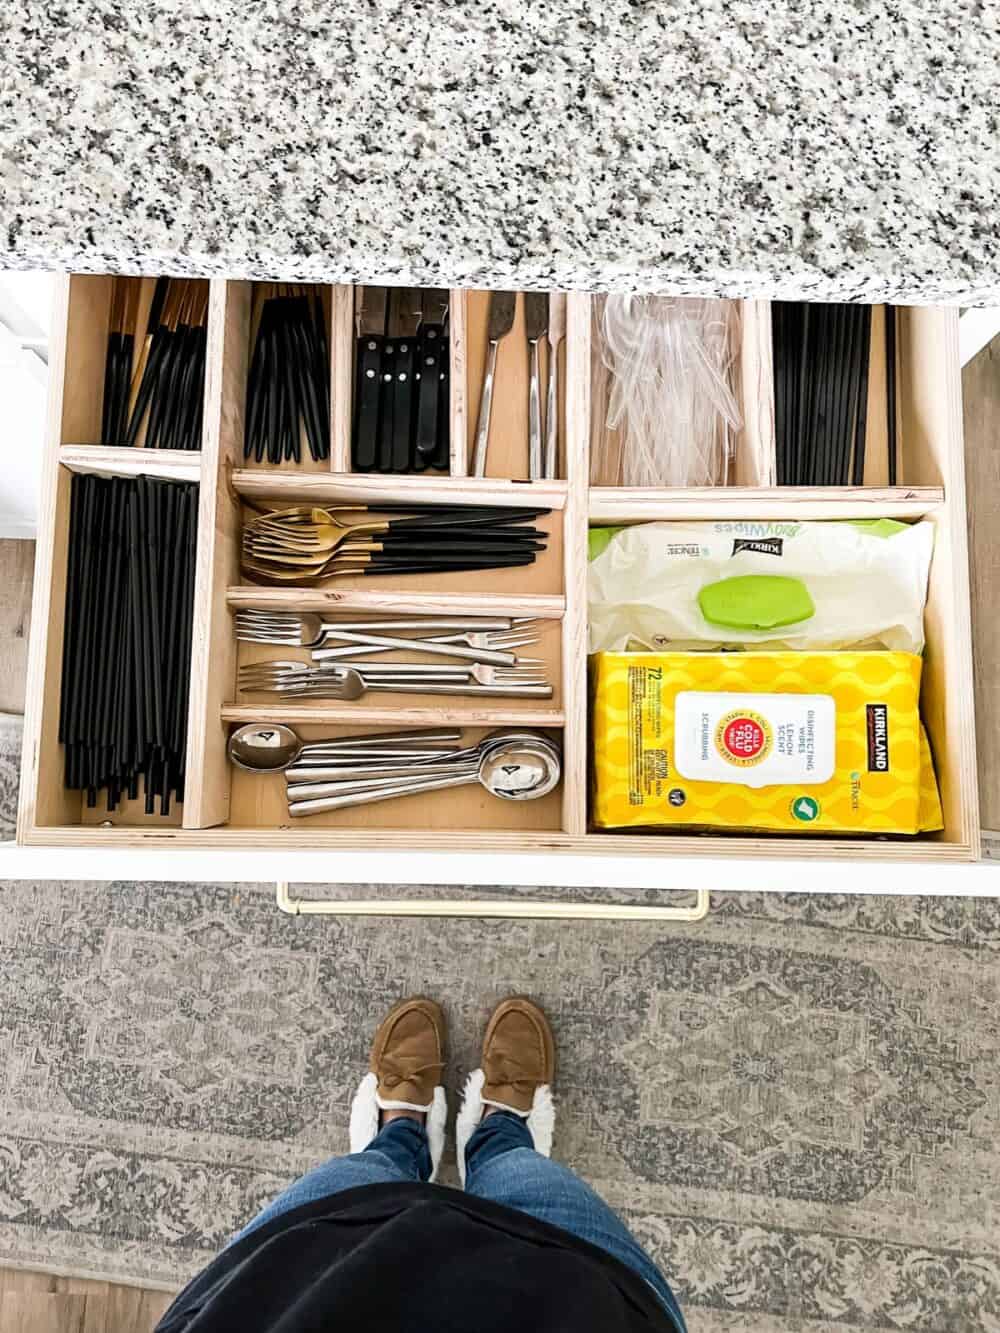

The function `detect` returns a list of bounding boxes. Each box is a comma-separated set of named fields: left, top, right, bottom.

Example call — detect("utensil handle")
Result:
left=414, top=322, right=442, bottom=460
left=391, top=331, right=416, bottom=471
left=472, top=339, right=499, bottom=476
left=528, top=338, right=543, bottom=479
left=378, top=337, right=395, bottom=472
left=287, top=765, right=479, bottom=800
left=365, top=681, right=553, bottom=697
left=315, top=619, right=510, bottom=634
left=298, top=728, right=462, bottom=755
left=544, top=343, right=558, bottom=478
left=286, top=762, right=472, bottom=784
left=289, top=770, right=477, bottom=814
left=313, top=629, right=514, bottom=666
left=320, top=664, right=473, bottom=681
left=288, top=750, right=463, bottom=769
left=353, top=333, right=382, bottom=470
left=286, top=744, right=481, bottom=779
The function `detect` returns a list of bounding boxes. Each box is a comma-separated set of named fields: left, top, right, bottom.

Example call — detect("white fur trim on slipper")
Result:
left=456, top=1069, right=555, bottom=1186
left=348, top=1072, right=448, bottom=1181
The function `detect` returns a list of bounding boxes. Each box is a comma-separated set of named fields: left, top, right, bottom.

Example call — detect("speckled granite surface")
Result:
left=1, top=3, right=998, bottom=302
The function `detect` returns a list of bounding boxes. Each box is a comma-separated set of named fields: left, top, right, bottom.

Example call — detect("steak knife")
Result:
left=472, top=291, right=517, bottom=476
left=353, top=286, right=388, bottom=471
left=545, top=293, right=566, bottom=478
left=415, top=289, right=449, bottom=470
left=524, top=292, right=549, bottom=479
left=388, top=288, right=421, bottom=472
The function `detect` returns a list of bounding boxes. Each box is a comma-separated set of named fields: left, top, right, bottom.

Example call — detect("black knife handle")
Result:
left=353, top=334, right=382, bottom=471
left=431, top=324, right=451, bottom=472
left=377, top=340, right=396, bottom=472
left=414, top=323, right=443, bottom=469
left=390, top=333, right=416, bottom=472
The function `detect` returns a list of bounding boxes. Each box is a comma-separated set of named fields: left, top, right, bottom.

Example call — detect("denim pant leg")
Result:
left=464, top=1113, right=686, bottom=1331
left=230, top=1118, right=432, bottom=1246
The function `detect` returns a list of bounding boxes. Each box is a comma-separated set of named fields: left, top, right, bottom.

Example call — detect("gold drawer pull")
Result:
left=275, top=882, right=709, bottom=922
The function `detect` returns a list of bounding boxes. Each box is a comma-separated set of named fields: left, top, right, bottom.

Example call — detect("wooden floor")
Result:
left=0, top=1268, right=174, bottom=1332
left=0, top=538, right=34, bottom=715
left=0, top=329, right=999, bottom=1327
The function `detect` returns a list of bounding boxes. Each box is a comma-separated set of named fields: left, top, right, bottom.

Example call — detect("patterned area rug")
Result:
left=0, top=879, right=996, bottom=1330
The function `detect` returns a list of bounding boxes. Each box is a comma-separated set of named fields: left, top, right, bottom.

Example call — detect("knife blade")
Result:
left=524, top=293, right=549, bottom=478
left=545, top=292, right=566, bottom=478
left=473, top=291, right=517, bottom=476
left=415, top=288, right=449, bottom=470
left=388, top=288, right=421, bottom=472
left=353, top=286, right=388, bottom=471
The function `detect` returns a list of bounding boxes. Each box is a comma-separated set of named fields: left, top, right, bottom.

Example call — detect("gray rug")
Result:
left=0, top=878, right=997, bottom=1331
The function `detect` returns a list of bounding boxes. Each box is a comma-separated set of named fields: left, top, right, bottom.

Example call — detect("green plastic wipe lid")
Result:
left=698, top=574, right=816, bottom=630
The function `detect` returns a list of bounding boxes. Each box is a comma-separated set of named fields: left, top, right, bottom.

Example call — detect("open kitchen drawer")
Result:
left=12, top=276, right=983, bottom=891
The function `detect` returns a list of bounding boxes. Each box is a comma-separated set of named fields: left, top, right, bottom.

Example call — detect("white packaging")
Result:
left=673, top=690, right=836, bottom=789
left=588, top=519, right=933, bottom=655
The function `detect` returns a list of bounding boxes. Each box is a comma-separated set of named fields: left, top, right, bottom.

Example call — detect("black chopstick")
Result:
left=773, top=301, right=880, bottom=487
left=885, top=305, right=898, bottom=485
left=59, top=472, right=198, bottom=815
left=245, top=286, right=331, bottom=464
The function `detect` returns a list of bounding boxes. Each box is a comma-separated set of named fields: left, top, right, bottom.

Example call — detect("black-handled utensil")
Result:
left=415, top=289, right=449, bottom=470
left=353, top=286, right=387, bottom=471
left=432, top=297, right=451, bottom=472
left=885, top=304, right=898, bottom=485
left=388, top=288, right=419, bottom=472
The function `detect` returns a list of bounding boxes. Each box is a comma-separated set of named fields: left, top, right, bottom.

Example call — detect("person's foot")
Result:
left=456, top=997, right=556, bottom=1185
left=349, top=997, right=448, bottom=1180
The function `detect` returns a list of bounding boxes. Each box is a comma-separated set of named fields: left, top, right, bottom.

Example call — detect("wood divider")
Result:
left=590, top=485, right=945, bottom=523
left=560, top=294, right=591, bottom=836
left=17, top=275, right=75, bottom=837
left=182, top=278, right=247, bottom=829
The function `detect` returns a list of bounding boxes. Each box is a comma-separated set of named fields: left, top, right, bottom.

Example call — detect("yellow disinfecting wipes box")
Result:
left=591, top=651, right=942, bottom=835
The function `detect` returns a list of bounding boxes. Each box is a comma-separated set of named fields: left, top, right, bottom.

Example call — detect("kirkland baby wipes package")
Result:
left=588, top=519, right=933, bottom=655
left=591, top=651, right=943, bottom=835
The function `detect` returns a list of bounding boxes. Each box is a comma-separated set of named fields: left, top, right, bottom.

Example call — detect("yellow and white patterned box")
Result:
left=591, top=651, right=942, bottom=835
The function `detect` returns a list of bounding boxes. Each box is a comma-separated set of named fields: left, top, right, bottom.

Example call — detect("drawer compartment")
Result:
left=17, top=281, right=977, bottom=871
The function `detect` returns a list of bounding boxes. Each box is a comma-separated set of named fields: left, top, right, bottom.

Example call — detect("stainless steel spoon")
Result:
left=284, top=731, right=561, bottom=787
left=288, top=739, right=561, bottom=816
left=227, top=723, right=463, bottom=773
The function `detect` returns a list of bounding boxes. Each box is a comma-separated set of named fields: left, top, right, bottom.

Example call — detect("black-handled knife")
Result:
left=433, top=292, right=452, bottom=472
left=415, top=289, right=449, bottom=471
left=352, top=286, right=387, bottom=471
left=388, top=288, right=420, bottom=472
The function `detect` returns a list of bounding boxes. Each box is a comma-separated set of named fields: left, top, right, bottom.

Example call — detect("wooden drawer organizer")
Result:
left=17, top=276, right=980, bottom=866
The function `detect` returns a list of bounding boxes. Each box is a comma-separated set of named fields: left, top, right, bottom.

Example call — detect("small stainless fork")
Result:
left=238, top=660, right=550, bottom=693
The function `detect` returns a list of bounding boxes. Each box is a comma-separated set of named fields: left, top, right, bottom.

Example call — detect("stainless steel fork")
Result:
left=309, top=624, right=542, bottom=664
left=239, top=660, right=550, bottom=693
left=236, top=664, right=553, bottom=701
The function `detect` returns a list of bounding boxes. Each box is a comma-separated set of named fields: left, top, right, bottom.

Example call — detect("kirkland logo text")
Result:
left=866, top=704, right=890, bottom=772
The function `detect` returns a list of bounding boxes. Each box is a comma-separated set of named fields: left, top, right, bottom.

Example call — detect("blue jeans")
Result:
left=235, top=1114, right=685, bottom=1330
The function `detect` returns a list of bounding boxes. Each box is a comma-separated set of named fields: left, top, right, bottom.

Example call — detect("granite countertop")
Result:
left=1, top=3, right=997, bottom=303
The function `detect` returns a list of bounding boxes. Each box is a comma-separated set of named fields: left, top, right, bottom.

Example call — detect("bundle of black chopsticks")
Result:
left=241, top=502, right=550, bottom=583
left=773, top=302, right=887, bottom=486
left=100, top=276, right=209, bottom=451
left=59, top=472, right=198, bottom=815
left=245, top=285, right=331, bottom=463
